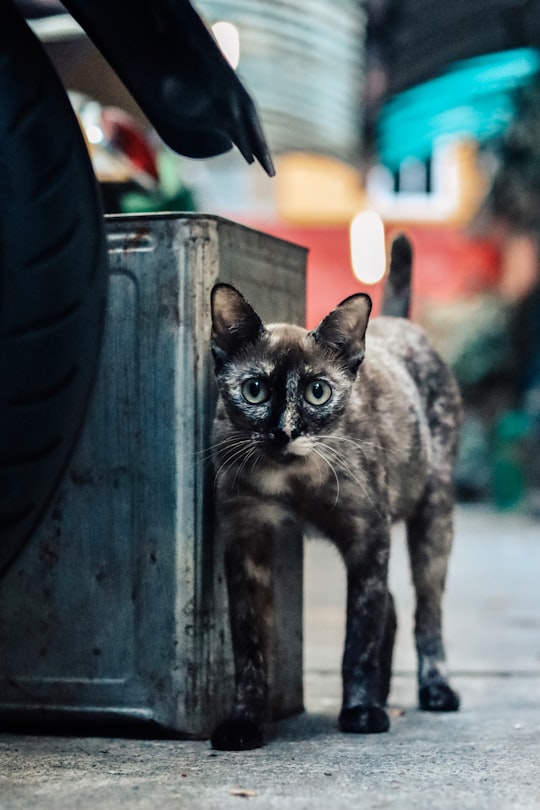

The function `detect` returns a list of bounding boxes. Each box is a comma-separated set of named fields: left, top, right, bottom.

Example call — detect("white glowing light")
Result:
left=86, top=124, right=104, bottom=145
left=212, top=21, right=240, bottom=69
left=350, top=210, right=386, bottom=285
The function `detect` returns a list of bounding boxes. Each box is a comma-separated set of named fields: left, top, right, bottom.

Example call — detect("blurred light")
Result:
left=86, top=125, right=104, bottom=145
left=212, top=21, right=240, bottom=69
left=350, top=211, right=386, bottom=285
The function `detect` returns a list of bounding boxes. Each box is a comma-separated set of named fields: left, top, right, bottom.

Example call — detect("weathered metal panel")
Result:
left=0, top=213, right=306, bottom=738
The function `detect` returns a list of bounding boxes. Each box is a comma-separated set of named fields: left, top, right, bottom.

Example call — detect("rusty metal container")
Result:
left=0, top=213, right=306, bottom=738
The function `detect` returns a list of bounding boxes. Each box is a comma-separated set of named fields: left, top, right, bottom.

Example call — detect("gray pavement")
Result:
left=1, top=505, right=540, bottom=809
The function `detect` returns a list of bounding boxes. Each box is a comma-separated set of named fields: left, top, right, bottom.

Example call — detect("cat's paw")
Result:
left=339, top=705, right=390, bottom=734
left=419, top=683, right=460, bottom=712
left=210, top=717, right=264, bottom=751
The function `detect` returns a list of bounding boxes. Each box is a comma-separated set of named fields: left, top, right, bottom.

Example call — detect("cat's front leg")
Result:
left=211, top=500, right=293, bottom=751
left=338, top=532, right=394, bottom=734
left=211, top=534, right=270, bottom=751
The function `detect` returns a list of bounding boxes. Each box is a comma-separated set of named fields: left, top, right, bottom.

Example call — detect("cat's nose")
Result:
left=272, top=429, right=290, bottom=446
left=272, top=428, right=300, bottom=445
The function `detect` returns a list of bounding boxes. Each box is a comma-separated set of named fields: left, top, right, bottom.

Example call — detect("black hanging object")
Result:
left=61, top=0, right=275, bottom=175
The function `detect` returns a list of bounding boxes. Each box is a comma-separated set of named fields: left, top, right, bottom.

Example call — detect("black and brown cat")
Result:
left=209, top=234, right=461, bottom=750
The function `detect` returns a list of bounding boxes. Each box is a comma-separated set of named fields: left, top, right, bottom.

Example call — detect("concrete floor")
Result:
left=1, top=505, right=540, bottom=809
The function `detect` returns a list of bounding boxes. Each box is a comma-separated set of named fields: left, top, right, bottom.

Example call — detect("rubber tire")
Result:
left=0, top=1, right=109, bottom=575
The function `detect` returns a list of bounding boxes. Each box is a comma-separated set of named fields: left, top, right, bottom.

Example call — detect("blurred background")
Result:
left=18, top=0, right=540, bottom=514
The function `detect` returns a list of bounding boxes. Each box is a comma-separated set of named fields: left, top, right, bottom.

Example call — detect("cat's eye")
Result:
left=304, top=380, right=332, bottom=406
left=241, top=377, right=270, bottom=404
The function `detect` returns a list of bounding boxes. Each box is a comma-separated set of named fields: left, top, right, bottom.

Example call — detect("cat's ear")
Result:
left=211, top=283, right=265, bottom=366
left=312, top=293, right=372, bottom=374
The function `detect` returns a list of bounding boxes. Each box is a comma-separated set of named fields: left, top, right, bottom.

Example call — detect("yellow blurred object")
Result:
left=275, top=153, right=366, bottom=225
left=454, top=140, right=490, bottom=225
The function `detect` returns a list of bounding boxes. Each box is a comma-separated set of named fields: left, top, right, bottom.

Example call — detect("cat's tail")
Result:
left=380, top=233, right=412, bottom=319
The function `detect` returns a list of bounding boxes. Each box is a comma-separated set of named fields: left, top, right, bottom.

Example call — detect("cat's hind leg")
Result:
left=406, top=484, right=460, bottom=712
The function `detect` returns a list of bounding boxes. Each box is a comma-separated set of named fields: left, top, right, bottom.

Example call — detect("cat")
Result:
left=209, top=234, right=461, bottom=751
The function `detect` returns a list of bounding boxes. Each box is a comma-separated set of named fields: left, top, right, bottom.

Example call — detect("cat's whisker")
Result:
left=213, top=434, right=269, bottom=492
left=232, top=445, right=262, bottom=491
left=200, top=432, right=251, bottom=453
left=309, top=446, right=327, bottom=489
left=248, top=446, right=265, bottom=477
left=311, top=445, right=341, bottom=508
left=215, top=439, right=253, bottom=463
left=213, top=439, right=256, bottom=487
left=193, top=432, right=251, bottom=465
left=317, top=434, right=399, bottom=460
left=194, top=447, right=224, bottom=465
left=315, top=440, right=385, bottom=521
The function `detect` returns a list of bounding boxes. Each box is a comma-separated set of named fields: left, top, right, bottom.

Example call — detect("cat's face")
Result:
left=211, top=284, right=372, bottom=462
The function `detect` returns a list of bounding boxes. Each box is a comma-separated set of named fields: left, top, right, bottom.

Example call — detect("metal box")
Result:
left=0, top=214, right=306, bottom=738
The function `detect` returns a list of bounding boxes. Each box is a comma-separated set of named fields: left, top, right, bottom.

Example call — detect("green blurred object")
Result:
left=455, top=414, right=491, bottom=502
left=491, top=410, right=531, bottom=510
left=120, top=149, right=197, bottom=214
left=121, top=186, right=196, bottom=214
